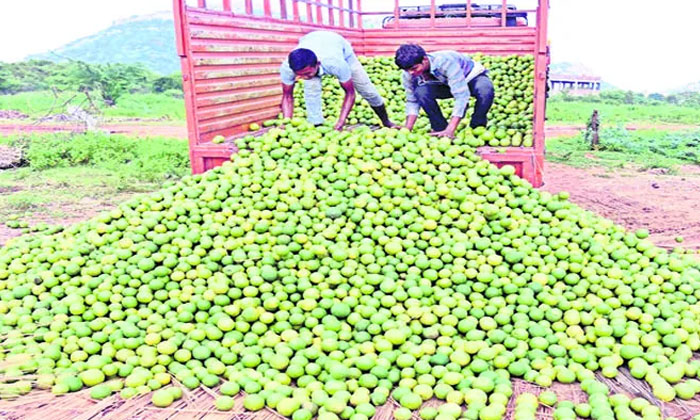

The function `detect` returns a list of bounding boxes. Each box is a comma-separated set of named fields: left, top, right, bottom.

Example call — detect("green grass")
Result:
left=547, top=127, right=700, bottom=170
left=0, top=90, right=185, bottom=121
left=1, top=131, right=190, bottom=181
left=6, top=90, right=700, bottom=127
left=0, top=165, right=173, bottom=195
left=0, top=90, right=90, bottom=119
left=547, top=101, right=700, bottom=125
left=3, top=192, right=50, bottom=212
left=102, top=92, right=185, bottom=120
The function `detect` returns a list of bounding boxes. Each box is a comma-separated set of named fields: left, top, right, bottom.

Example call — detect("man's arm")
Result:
left=402, top=72, right=420, bottom=131
left=321, top=58, right=356, bottom=130
left=281, top=83, right=295, bottom=119
left=435, top=55, right=472, bottom=138
left=405, top=114, right=418, bottom=131
left=335, top=79, right=356, bottom=131
left=279, top=60, right=298, bottom=119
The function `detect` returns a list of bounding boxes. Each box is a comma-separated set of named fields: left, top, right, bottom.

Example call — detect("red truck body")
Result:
left=173, top=0, right=549, bottom=186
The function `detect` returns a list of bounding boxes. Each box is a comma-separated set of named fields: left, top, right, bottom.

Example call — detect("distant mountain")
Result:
left=27, top=12, right=179, bottom=75
left=549, top=61, right=598, bottom=77
left=669, top=80, right=700, bottom=94
left=549, top=61, right=616, bottom=90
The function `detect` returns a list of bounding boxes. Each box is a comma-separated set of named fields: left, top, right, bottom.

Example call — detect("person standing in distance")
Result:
left=280, top=30, right=396, bottom=130
left=394, top=44, right=494, bottom=138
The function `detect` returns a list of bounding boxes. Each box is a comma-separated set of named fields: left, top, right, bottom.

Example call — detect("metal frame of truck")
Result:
left=172, top=0, right=549, bottom=187
left=382, top=3, right=528, bottom=27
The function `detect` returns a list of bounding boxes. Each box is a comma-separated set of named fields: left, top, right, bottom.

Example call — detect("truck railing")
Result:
left=174, top=0, right=549, bottom=186
left=378, top=0, right=534, bottom=29
left=186, top=0, right=364, bottom=28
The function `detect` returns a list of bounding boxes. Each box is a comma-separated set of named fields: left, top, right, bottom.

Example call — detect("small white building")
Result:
left=549, top=73, right=602, bottom=96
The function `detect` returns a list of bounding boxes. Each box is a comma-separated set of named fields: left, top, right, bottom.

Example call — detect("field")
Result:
left=545, top=111, right=700, bottom=249
left=547, top=127, right=700, bottom=170
left=547, top=101, right=700, bottom=125
left=0, top=91, right=185, bottom=122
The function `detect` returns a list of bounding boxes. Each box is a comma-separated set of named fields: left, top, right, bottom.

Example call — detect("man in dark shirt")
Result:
left=395, top=44, right=494, bottom=138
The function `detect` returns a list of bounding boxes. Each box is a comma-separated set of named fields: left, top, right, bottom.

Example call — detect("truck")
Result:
left=172, top=0, right=549, bottom=186
left=381, top=3, right=529, bottom=28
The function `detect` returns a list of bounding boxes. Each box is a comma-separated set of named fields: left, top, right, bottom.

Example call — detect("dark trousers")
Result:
left=414, top=73, right=495, bottom=131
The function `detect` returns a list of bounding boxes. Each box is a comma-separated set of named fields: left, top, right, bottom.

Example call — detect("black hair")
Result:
left=288, top=48, right=318, bottom=72
left=395, top=44, right=426, bottom=69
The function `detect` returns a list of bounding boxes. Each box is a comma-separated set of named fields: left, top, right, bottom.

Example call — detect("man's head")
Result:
left=395, top=44, right=429, bottom=77
left=289, top=48, right=319, bottom=80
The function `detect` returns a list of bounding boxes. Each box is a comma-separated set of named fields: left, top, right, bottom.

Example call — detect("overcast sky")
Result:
left=1, top=0, right=699, bottom=93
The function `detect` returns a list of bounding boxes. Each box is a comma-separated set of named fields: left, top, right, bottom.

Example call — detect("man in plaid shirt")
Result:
left=395, top=44, right=494, bottom=138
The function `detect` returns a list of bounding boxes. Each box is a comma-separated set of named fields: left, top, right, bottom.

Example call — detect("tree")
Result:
left=0, top=59, right=183, bottom=102
left=98, top=63, right=151, bottom=104
left=0, top=64, right=19, bottom=94
left=48, top=61, right=152, bottom=104
left=152, top=73, right=183, bottom=93
left=0, top=60, right=55, bottom=93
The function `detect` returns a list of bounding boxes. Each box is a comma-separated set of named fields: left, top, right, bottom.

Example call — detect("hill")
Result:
left=670, top=80, right=700, bottom=94
left=550, top=61, right=597, bottom=76
left=27, top=12, right=179, bottom=75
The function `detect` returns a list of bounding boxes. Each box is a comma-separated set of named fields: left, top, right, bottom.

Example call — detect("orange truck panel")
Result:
left=173, top=0, right=548, bottom=187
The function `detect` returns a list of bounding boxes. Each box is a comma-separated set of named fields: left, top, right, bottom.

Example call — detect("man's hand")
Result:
left=431, top=116, right=462, bottom=139
left=430, top=128, right=456, bottom=138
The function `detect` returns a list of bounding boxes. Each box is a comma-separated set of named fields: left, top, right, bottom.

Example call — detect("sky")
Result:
left=1, top=0, right=699, bottom=93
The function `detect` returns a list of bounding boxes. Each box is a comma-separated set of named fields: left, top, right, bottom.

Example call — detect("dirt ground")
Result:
left=0, top=122, right=188, bottom=139
left=544, top=122, right=700, bottom=250
left=542, top=162, right=700, bottom=250
left=545, top=122, right=700, bottom=138
left=0, top=190, right=145, bottom=247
